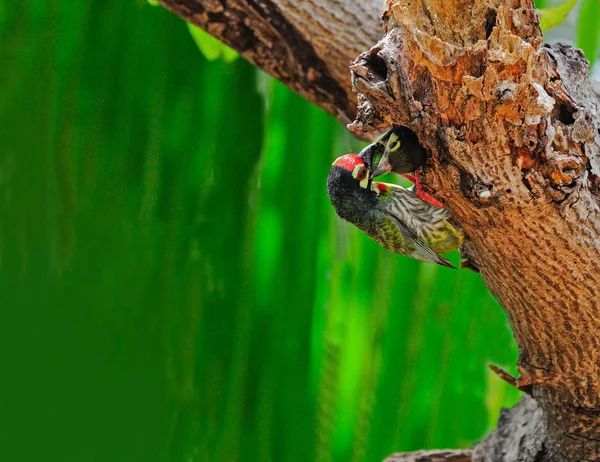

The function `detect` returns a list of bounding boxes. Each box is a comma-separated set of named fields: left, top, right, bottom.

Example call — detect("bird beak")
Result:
left=372, top=153, right=392, bottom=178
left=357, top=142, right=383, bottom=171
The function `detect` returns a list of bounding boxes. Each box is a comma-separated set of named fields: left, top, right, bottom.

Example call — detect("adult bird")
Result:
left=327, top=143, right=463, bottom=267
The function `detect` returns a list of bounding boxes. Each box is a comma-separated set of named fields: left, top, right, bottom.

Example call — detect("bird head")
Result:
left=327, top=141, right=457, bottom=268
left=326, top=143, right=388, bottom=222
left=372, top=126, right=426, bottom=177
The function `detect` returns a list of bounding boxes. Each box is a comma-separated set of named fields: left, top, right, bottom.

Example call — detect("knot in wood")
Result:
left=522, top=132, right=538, bottom=152
left=547, top=154, right=586, bottom=190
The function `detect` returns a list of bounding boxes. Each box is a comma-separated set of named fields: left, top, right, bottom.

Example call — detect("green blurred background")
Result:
left=1, top=1, right=597, bottom=461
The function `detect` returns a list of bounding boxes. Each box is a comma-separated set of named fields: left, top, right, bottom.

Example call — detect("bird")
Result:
left=372, top=126, right=445, bottom=208
left=327, top=143, right=463, bottom=268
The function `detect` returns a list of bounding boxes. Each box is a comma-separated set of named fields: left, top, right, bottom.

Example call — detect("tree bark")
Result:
left=159, top=0, right=600, bottom=460
left=385, top=450, right=473, bottom=461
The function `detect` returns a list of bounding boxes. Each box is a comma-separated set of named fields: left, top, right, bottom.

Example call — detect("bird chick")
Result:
left=372, top=126, right=445, bottom=208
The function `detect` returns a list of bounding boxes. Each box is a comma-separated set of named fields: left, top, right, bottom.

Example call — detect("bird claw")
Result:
left=416, top=189, right=446, bottom=208
left=400, top=174, right=417, bottom=184
left=401, top=171, right=446, bottom=208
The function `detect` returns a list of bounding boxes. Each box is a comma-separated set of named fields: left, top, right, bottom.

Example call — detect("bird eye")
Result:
left=356, top=167, right=367, bottom=181
left=388, top=140, right=401, bottom=151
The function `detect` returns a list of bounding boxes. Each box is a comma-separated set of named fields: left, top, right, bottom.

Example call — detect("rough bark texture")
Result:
left=351, top=1, right=600, bottom=459
left=159, top=0, right=600, bottom=460
left=473, top=396, right=546, bottom=461
left=386, top=450, right=473, bottom=461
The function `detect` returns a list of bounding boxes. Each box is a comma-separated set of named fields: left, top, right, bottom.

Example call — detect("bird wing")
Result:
left=382, top=211, right=455, bottom=268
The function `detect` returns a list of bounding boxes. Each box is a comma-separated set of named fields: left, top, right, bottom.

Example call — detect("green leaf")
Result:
left=577, top=0, right=600, bottom=66
left=187, top=23, right=239, bottom=63
left=147, top=0, right=160, bottom=6
left=538, top=0, right=578, bottom=31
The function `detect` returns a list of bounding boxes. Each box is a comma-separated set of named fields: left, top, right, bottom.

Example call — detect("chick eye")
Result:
left=388, top=140, right=401, bottom=151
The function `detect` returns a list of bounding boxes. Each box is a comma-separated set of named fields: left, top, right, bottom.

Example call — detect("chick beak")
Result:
left=372, top=153, right=393, bottom=178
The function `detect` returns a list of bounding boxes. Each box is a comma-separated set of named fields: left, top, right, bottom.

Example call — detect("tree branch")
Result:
left=385, top=450, right=472, bottom=461
left=159, top=0, right=385, bottom=125
left=159, top=0, right=600, bottom=460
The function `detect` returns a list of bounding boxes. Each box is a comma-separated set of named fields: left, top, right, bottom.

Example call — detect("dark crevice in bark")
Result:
left=483, top=9, right=497, bottom=39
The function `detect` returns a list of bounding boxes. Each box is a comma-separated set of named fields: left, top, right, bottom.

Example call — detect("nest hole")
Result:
left=554, top=102, right=576, bottom=125
left=364, top=51, right=388, bottom=81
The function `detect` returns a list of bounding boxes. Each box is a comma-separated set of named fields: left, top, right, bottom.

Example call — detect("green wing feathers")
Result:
left=424, top=222, right=464, bottom=255
left=379, top=214, right=455, bottom=268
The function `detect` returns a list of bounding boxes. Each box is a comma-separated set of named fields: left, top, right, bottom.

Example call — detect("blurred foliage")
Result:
left=577, top=0, right=600, bottom=66
left=187, top=24, right=239, bottom=63
left=0, top=2, right=544, bottom=462
left=536, top=0, right=600, bottom=67
left=538, top=0, right=578, bottom=31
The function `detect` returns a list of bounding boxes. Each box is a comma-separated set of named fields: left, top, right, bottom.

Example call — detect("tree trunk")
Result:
left=158, top=0, right=600, bottom=460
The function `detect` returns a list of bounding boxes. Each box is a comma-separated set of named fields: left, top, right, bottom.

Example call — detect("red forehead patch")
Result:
left=332, top=153, right=364, bottom=172
left=374, top=182, right=389, bottom=192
